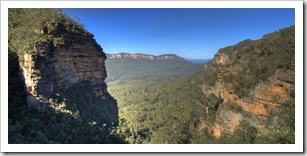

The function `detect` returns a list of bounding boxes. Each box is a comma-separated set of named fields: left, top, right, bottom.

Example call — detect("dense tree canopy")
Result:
left=8, top=8, right=295, bottom=144
left=108, top=26, right=295, bottom=144
left=105, top=58, right=203, bottom=85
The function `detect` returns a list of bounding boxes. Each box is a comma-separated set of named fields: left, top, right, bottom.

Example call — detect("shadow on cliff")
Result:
left=9, top=99, right=125, bottom=144
left=8, top=52, right=126, bottom=144
left=9, top=90, right=126, bottom=143
left=8, top=52, right=28, bottom=119
left=54, top=81, right=120, bottom=127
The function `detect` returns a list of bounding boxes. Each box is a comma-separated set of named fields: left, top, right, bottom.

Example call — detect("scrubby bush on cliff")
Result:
left=9, top=8, right=95, bottom=55
left=256, top=108, right=295, bottom=144
left=206, top=26, right=295, bottom=98
left=239, top=27, right=294, bottom=97
left=216, top=120, right=257, bottom=144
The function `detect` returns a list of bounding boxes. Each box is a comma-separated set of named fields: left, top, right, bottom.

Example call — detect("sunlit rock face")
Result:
left=199, top=33, right=295, bottom=138
left=213, top=53, right=230, bottom=65
left=210, top=69, right=294, bottom=137
left=20, top=34, right=108, bottom=108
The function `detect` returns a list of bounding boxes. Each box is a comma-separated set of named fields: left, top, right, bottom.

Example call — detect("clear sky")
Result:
left=62, top=8, right=294, bottom=59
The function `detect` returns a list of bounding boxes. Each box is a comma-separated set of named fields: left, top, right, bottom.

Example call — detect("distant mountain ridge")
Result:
left=105, top=52, right=203, bottom=84
left=107, top=53, right=185, bottom=61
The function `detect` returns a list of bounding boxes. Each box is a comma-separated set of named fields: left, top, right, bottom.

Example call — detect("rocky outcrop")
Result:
left=200, top=68, right=295, bottom=138
left=213, top=53, right=230, bottom=65
left=107, top=53, right=185, bottom=61
left=20, top=34, right=108, bottom=109
left=214, top=68, right=294, bottom=137
left=199, top=27, right=295, bottom=138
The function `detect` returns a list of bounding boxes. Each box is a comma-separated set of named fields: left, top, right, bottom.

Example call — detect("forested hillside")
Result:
left=8, top=8, right=295, bottom=144
left=108, top=70, right=221, bottom=143
left=108, top=25, right=295, bottom=144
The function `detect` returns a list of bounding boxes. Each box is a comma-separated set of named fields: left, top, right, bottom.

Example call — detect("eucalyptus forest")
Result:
left=8, top=8, right=295, bottom=144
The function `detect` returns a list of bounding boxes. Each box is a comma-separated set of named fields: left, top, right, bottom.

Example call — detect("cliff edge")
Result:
left=9, top=9, right=110, bottom=109
left=199, top=26, right=295, bottom=138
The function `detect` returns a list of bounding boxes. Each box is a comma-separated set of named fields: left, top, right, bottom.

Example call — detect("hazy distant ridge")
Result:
left=105, top=53, right=203, bottom=84
left=107, top=53, right=185, bottom=61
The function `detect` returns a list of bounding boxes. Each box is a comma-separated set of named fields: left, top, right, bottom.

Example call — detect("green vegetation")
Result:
left=213, top=26, right=295, bottom=98
left=215, top=120, right=258, bottom=144
left=109, top=69, right=294, bottom=144
left=107, top=25, right=295, bottom=144
left=109, top=72, right=223, bottom=143
left=8, top=8, right=295, bottom=144
left=8, top=9, right=123, bottom=144
left=256, top=108, right=295, bottom=144
left=110, top=72, right=294, bottom=144
left=9, top=79, right=125, bottom=143
left=104, top=56, right=222, bottom=143
left=105, top=58, right=203, bottom=85
left=9, top=8, right=101, bottom=57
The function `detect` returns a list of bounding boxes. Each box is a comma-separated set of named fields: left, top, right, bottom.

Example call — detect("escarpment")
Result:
left=21, top=39, right=108, bottom=102
left=10, top=9, right=110, bottom=110
left=21, top=36, right=109, bottom=110
left=200, top=26, right=295, bottom=138
left=8, top=9, right=125, bottom=144
left=210, top=68, right=294, bottom=137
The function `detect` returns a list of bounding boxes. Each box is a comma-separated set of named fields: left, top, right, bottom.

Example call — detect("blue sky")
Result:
left=62, top=8, right=294, bottom=59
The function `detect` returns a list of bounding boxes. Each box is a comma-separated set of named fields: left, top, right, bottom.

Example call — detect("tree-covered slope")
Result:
left=109, top=25, right=295, bottom=144
left=208, top=25, right=295, bottom=98
left=8, top=8, right=295, bottom=144
left=109, top=69, right=222, bottom=143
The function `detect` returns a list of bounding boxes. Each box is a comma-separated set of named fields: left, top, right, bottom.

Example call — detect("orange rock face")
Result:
left=201, top=69, right=294, bottom=138
left=213, top=124, right=221, bottom=138
left=20, top=38, right=108, bottom=105
left=214, top=53, right=230, bottom=65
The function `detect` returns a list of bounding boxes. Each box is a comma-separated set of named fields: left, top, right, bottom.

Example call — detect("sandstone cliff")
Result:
left=199, top=26, right=295, bottom=138
left=17, top=16, right=109, bottom=110
left=211, top=68, right=294, bottom=137
left=8, top=9, right=123, bottom=144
